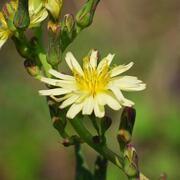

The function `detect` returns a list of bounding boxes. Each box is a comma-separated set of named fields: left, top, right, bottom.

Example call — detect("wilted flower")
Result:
left=0, top=0, right=48, bottom=48
left=39, top=50, right=146, bottom=119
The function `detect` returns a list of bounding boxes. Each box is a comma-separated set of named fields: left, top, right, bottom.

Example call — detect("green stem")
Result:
left=94, top=156, right=107, bottom=180
left=69, top=116, right=149, bottom=180
left=69, top=116, right=124, bottom=169
left=38, top=52, right=52, bottom=77
left=75, top=143, right=93, bottom=180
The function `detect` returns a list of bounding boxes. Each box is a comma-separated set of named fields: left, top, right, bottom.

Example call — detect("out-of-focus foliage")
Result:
left=0, top=0, right=180, bottom=179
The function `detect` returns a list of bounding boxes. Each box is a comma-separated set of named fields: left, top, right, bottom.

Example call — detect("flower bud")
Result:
left=117, top=107, right=136, bottom=145
left=24, top=59, right=41, bottom=78
left=12, top=35, right=32, bottom=58
left=124, top=144, right=139, bottom=178
left=76, top=0, right=100, bottom=29
left=13, top=0, right=30, bottom=30
left=2, top=1, right=17, bottom=31
left=45, top=0, right=63, bottom=20
left=63, top=14, right=74, bottom=33
left=60, top=14, right=75, bottom=52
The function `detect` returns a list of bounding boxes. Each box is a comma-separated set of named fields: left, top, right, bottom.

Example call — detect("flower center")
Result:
left=74, top=58, right=110, bottom=96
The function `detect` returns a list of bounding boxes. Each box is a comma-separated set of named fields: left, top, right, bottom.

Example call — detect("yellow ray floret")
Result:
left=39, top=50, right=146, bottom=119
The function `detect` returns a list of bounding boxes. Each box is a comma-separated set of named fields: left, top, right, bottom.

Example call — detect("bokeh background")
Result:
left=0, top=0, right=180, bottom=179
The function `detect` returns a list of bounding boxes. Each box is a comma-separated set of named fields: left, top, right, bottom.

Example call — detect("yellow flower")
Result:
left=39, top=50, right=146, bottom=119
left=44, top=0, right=63, bottom=20
left=0, top=0, right=48, bottom=48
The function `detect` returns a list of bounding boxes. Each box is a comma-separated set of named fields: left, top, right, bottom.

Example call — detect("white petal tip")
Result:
left=38, top=90, right=47, bottom=96
left=66, top=114, right=74, bottom=119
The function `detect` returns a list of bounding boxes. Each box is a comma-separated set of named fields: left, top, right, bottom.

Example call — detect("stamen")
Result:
left=75, top=60, right=110, bottom=96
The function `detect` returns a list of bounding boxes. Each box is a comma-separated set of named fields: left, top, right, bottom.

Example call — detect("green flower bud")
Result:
left=76, top=0, right=100, bottom=29
left=13, top=0, right=30, bottom=30
left=124, top=144, right=139, bottom=178
left=63, top=14, right=75, bottom=33
left=12, top=35, right=32, bottom=58
left=24, top=59, right=41, bottom=78
left=117, top=107, right=136, bottom=145
left=2, top=1, right=17, bottom=31
left=60, top=14, right=75, bottom=52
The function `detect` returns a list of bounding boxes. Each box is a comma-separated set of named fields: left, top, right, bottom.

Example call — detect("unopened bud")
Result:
left=124, top=144, right=139, bottom=178
left=76, top=0, right=100, bottom=29
left=2, top=1, right=16, bottom=19
left=12, top=36, right=31, bottom=58
left=2, top=1, right=17, bottom=31
left=60, top=14, right=75, bottom=52
left=24, top=59, right=41, bottom=78
left=117, top=129, right=131, bottom=144
left=13, top=0, right=30, bottom=30
left=63, top=14, right=74, bottom=33
left=45, top=0, right=63, bottom=20
left=118, top=107, right=136, bottom=144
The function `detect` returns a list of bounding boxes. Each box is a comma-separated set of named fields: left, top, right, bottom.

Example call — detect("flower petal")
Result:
left=109, top=86, right=134, bottom=106
left=66, top=103, right=84, bottom=119
left=94, top=97, right=105, bottom=118
left=40, top=77, right=77, bottom=90
left=112, top=76, right=146, bottom=91
left=49, top=69, right=75, bottom=80
left=60, top=94, right=80, bottom=109
left=90, top=49, right=98, bottom=68
left=39, top=88, right=71, bottom=96
left=97, top=53, right=115, bottom=72
left=29, top=9, right=48, bottom=27
left=110, top=62, right=134, bottom=77
left=65, top=52, right=84, bottom=75
left=82, top=96, right=94, bottom=115
left=29, top=0, right=48, bottom=27
left=40, top=77, right=61, bottom=86
left=97, top=92, right=121, bottom=110
left=0, top=37, right=8, bottom=49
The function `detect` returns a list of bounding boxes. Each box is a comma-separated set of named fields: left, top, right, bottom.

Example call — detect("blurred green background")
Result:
left=0, top=0, right=180, bottom=179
